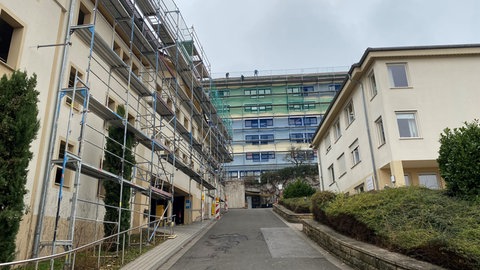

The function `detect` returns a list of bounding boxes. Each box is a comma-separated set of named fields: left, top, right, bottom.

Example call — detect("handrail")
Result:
left=0, top=214, right=176, bottom=268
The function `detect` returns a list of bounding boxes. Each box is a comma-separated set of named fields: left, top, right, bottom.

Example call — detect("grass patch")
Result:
left=317, top=186, right=480, bottom=269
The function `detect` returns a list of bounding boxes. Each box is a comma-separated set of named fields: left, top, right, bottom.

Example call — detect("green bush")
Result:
left=282, top=179, right=315, bottom=199
left=438, top=120, right=480, bottom=200
left=321, top=187, right=480, bottom=269
left=311, top=191, right=336, bottom=223
left=0, top=71, right=40, bottom=263
left=279, top=197, right=311, bottom=213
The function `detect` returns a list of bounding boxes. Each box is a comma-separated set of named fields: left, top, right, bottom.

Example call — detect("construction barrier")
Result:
left=215, top=197, right=220, bottom=220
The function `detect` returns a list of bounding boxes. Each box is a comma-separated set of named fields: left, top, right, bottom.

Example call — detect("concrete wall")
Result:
left=224, top=180, right=245, bottom=208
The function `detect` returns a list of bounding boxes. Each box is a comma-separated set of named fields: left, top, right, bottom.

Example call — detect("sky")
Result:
left=175, top=0, right=480, bottom=78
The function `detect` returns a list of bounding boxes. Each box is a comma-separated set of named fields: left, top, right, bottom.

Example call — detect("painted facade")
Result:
left=311, top=45, right=480, bottom=194
left=1, top=0, right=231, bottom=260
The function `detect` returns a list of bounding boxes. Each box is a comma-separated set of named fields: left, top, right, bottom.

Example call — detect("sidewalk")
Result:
left=121, top=219, right=215, bottom=270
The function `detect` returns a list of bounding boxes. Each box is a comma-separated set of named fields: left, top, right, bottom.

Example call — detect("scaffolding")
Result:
left=206, top=71, right=346, bottom=180
left=32, top=0, right=232, bottom=259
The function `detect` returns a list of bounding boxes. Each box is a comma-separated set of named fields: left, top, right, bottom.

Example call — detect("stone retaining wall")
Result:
left=273, top=204, right=444, bottom=270
left=272, top=204, right=313, bottom=223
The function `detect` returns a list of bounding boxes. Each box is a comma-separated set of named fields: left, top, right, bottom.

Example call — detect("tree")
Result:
left=103, top=105, right=136, bottom=237
left=284, top=146, right=314, bottom=166
left=437, top=120, right=480, bottom=200
left=0, top=71, right=40, bottom=262
left=282, top=179, right=316, bottom=199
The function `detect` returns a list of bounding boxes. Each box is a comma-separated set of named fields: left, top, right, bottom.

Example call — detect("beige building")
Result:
left=311, top=44, right=480, bottom=194
left=1, top=0, right=231, bottom=261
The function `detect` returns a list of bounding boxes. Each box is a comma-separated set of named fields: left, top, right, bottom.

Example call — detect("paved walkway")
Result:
left=121, top=219, right=215, bottom=270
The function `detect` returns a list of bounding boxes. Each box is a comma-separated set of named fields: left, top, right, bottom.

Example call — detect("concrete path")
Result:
left=121, top=219, right=215, bottom=270
left=167, top=209, right=353, bottom=270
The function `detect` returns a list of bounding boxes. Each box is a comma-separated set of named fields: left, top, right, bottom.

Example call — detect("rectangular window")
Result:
left=0, top=10, right=23, bottom=67
left=349, top=139, right=360, bottom=166
left=287, top=87, right=301, bottom=96
left=304, top=117, right=317, bottom=126
left=333, top=119, right=341, bottom=141
left=288, top=117, right=303, bottom=126
left=387, top=63, right=409, bottom=88
left=260, top=134, right=274, bottom=144
left=246, top=152, right=274, bottom=162
left=396, top=112, right=419, bottom=138
left=375, top=117, right=386, bottom=146
left=55, top=140, right=74, bottom=186
left=228, top=171, right=238, bottom=178
left=304, top=103, right=316, bottom=110
left=217, top=90, right=229, bottom=97
left=259, top=118, right=273, bottom=127
left=368, top=72, right=377, bottom=97
left=288, top=103, right=302, bottom=111
left=305, top=133, right=315, bottom=143
left=355, top=184, right=365, bottom=194
left=289, top=133, right=304, bottom=143
left=302, top=86, right=315, bottom=96
left=324, top=132, right=331, bottom=153
left=245, top=135, right=259, bottom=145
left=328, top=84, right=341, bottom=91
left=337, top=153, right=346, bottom=177
left=345, top=101, right=355, bottom=125
left=419, top=174, right=440, bottom=189
left=328, top=164, right=335, bottom=184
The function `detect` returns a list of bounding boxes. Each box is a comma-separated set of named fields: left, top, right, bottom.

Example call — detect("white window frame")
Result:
left=368, top=71, right=377, bottom=98
left=333, top=119, right=341, bottom=141
left=387, top=63, right=409, bottom=88
left=375, top=117, right=386, bottom=146
left=327, top=164, right=335, bottom=184
left=349, top=139, right=361, bottom=167
left=337, top=153, right=346, bottom=177
left=324, top=132, right=331, bottom=153
left=345, top=101, right=355, bottom=126
left=396, top=111, right=419, bottom=138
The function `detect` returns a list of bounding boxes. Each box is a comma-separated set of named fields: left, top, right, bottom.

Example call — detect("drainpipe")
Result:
left=348, top=74, right=379, bottom=190
left=315, top=149, right=325, bottom=191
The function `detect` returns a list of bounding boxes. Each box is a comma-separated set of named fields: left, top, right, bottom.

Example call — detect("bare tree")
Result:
left=284, top=146, right=314, bottom=166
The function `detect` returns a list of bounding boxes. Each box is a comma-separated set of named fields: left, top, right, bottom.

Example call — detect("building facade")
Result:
left=311, top=44, right=480, bottom=194
left=208, top=71, right=347, bottom=206
left=1, top=0, right=231, bottom=260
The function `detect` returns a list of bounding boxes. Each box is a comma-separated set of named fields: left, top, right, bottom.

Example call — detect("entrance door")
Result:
left=419, top=174, right=439, bottom=189
left=172, top=196, right=185, bottom=224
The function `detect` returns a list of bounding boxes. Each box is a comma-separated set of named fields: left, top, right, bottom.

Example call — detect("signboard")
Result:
left=185, top=199, right=191, bottom=209
left=366, top=176, right=375, bottom=191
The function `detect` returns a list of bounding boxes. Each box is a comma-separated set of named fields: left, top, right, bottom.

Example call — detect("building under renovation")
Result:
left=0, top=0, right=232, bottom=260
left=208, top=70, right=347, bottom=208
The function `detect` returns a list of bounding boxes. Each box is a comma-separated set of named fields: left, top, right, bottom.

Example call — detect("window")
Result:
left=294, top=150, right=315, bottom=161
left=328, top=84, right=341, bottom=91
left=244, top=103, right=272, bottom=112
left=368, top=72, right=378, bottom=97
left=305, top=133, right=315, bottom=143
left=54, top=140, right=75, bottom=187
left=349, top=139, right=360, bottom=166
left=304, top=117, right=317, bottom=126
left=0, top=10, right=23, bottom=67
left=217, top=90, right=229, bottom=97
left=246, top=152, right=275, bottom=162
left=337, top=153, right=346, bottom=177
left=287, top=87, right=301, bottom=96
left=345, top=101, right=355, bottom=125
left=68, top=66, right=84, bottom=88
left=375, top=117, right=386, bottom=146
left=288, top=117, right=302, bottom=126
left=77, top=2, right=92, bottom=25
left=333, top=119, right=341, bottom=141
left=419, top=174, right=440, bottom=189
left=328, top=164, right=335, bottom=184
left=288, top=103, right=302, bottom=111
left=304, top=103, right=316, bottom=110
left=245, top=135, right=258, bottom=145
left=260, top=134, right=274, bottom=144
left=324, top=132, right=331, bottom=153
left=387, top=63, right=409, bottom=88
left=354, top=184, right=365, bottom=194
left=396, top=112, right=419, bottom=138
left=259, top=118, right=273, bottom=127
left=228, top=171, right=238, bottom=178
left=302, top=86, right=315, bottom=96
left=290, top=133, right=304, bottom=143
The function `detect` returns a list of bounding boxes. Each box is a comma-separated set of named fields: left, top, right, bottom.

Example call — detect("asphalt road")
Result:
left=165, top=208, right=352, bottom=270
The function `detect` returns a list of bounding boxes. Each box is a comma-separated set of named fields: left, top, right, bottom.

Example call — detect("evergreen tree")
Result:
left=0, top=71, right=40, bottom=262
left=103, top=105, right=136, bottom=237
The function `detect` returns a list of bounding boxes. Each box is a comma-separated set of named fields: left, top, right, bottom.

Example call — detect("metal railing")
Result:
left=0, top=214, right=176, bottom=270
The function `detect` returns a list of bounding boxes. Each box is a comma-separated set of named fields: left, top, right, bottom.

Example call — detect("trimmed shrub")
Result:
left=438, top=120, right=480, bottom=200
left=279, top=197, right=311, bottom=213
left=282, top=179, right=315, bottom=199
left=311, top=191, right=336, bottom=223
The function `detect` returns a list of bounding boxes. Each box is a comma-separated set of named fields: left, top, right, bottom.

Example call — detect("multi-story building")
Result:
left=310, top=44, right=480, bottom=194
left=1, top=0, right=231, bottom=260
left=209, top=70, right=347, bottom=207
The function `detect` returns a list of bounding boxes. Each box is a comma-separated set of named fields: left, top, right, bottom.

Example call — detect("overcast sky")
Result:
left=175, top=0, right=479, bottom=78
